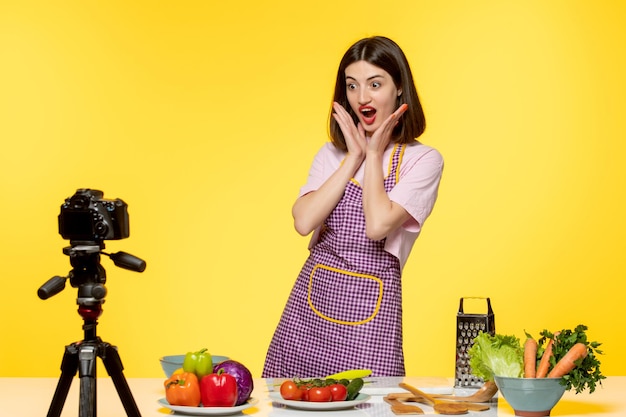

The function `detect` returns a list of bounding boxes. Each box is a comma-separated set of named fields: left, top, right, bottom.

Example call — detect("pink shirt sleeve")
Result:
left=298, top=143, right=344, bottom=198
left=388, top=144, right=444, bottom=231
left=385, top=143, right=444, bottom=268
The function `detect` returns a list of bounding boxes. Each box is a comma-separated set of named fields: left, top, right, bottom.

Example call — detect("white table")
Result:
left=0, top=376, right=623, bottom=416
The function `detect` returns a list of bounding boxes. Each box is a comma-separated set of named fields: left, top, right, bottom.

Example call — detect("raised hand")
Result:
left=366, top=103, right=408, bottom=155
left=331, top=101, right=366, bottom=162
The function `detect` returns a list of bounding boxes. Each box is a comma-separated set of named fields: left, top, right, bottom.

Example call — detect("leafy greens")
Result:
left=539, top=324, right=605, bottom=393
left=468, top=332, right=524, bottom=381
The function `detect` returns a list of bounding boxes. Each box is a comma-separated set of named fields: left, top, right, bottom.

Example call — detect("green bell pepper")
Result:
left=182, top=348, right=213, bottom=379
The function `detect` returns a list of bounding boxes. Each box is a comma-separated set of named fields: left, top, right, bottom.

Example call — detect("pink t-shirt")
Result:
left=299, top=141, right=444, bottom=270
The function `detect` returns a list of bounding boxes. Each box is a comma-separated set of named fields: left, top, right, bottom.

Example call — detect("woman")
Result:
left=262, top=36, right=443, bottom=378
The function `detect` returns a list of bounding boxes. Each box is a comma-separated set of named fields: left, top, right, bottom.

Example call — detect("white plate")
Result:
left=157, top=398, right=258, bottom=415
left=360, top=377, right=454, bottom=396
left=269, top=392, right=371, bottom=411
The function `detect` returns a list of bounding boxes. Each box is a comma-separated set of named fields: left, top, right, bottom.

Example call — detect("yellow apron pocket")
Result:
left=308, top=264, right=383, bottom=326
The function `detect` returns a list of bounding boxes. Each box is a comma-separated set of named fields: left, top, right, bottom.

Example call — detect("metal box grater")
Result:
left=454, top=297, right=495, bottom=388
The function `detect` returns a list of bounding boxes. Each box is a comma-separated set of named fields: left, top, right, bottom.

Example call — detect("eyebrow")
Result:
left=345, top=74, right=386, bottom=82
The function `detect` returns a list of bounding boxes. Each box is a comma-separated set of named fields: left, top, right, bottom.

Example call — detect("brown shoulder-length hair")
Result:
left=329, top=36, right=426, bottom=151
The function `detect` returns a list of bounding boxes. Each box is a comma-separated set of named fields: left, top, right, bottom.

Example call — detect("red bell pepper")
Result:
left=200, top=369, right=238, bottom=407
left=164, top=372, right=201, bottom=407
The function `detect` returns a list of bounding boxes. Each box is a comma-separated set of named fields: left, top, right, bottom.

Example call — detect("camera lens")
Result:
left=95, top=221, right=108, bottom=237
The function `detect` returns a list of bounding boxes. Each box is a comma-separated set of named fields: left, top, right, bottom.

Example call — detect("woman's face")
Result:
left=344, top=60, right=401, bottom=137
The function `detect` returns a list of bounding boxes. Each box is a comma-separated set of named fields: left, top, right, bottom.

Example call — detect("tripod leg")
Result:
left=78, top=343, right=98, bottom=417
left=47, top=344, right=79, bottom=417
left=101, top=342, right=142, bottom=417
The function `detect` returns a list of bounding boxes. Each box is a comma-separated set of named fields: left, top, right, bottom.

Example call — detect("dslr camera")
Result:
left=58, top=188, right=129, bottom=242
left=38, top=188, right=145, bottom=302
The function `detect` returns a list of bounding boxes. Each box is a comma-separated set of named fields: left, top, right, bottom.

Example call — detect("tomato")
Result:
left=280, top=380, right=303, bottom=401
left=308, top=386, right=332, bottom=402
left=329, top=383, right=348, bottom=401
left=301, top=387, right=309, bottom=401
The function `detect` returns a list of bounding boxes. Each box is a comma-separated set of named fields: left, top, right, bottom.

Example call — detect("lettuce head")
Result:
left=468, top=332, right=524, bottom=380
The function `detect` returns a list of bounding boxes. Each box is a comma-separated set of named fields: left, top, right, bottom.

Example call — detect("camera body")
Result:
left=58, top=189, right=129, bottom=242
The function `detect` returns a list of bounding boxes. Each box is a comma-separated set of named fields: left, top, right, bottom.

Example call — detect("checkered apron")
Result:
left=262, top=144, right=406, bottom=378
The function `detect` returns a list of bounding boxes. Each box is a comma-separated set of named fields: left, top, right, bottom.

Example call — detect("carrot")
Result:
left=524, top=337, right=538, bottom=378
left=536, top=332, right=559, bottom=378
left=548, top=343, right=589, bottom=378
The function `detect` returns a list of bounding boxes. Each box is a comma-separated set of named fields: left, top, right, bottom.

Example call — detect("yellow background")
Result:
left=1, top=0, right=624, bottom=379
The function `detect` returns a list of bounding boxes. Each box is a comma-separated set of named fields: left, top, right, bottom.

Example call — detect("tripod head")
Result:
left=38, top=242, right=146, bottom=305
left=37, top=189, right=146, bottom=314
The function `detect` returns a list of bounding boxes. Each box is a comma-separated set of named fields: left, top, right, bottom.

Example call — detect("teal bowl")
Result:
left=494, top=376, right=566, bottom=417
left=160, top=354, right=229, bottom=378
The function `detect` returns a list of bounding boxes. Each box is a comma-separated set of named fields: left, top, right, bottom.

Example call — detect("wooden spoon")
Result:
left=387, top=393, right=490, bottom=412
left=383, top=396, right=425, bottom=415
left=399, top=382, right=468, bottom=415
left=428, top=381, right=498, bottom=403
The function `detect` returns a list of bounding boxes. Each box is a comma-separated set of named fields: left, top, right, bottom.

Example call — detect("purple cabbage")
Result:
left=213, top=360, right=254, bottom=405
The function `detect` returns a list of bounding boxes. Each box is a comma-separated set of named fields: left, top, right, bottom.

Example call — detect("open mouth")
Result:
left=359, top=106, right=377, bottom=125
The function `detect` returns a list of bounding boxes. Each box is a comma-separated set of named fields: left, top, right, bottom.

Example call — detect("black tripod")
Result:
left=46, top=304, right=141, bottom=417
left=39, top=244, right=146, bottom=417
